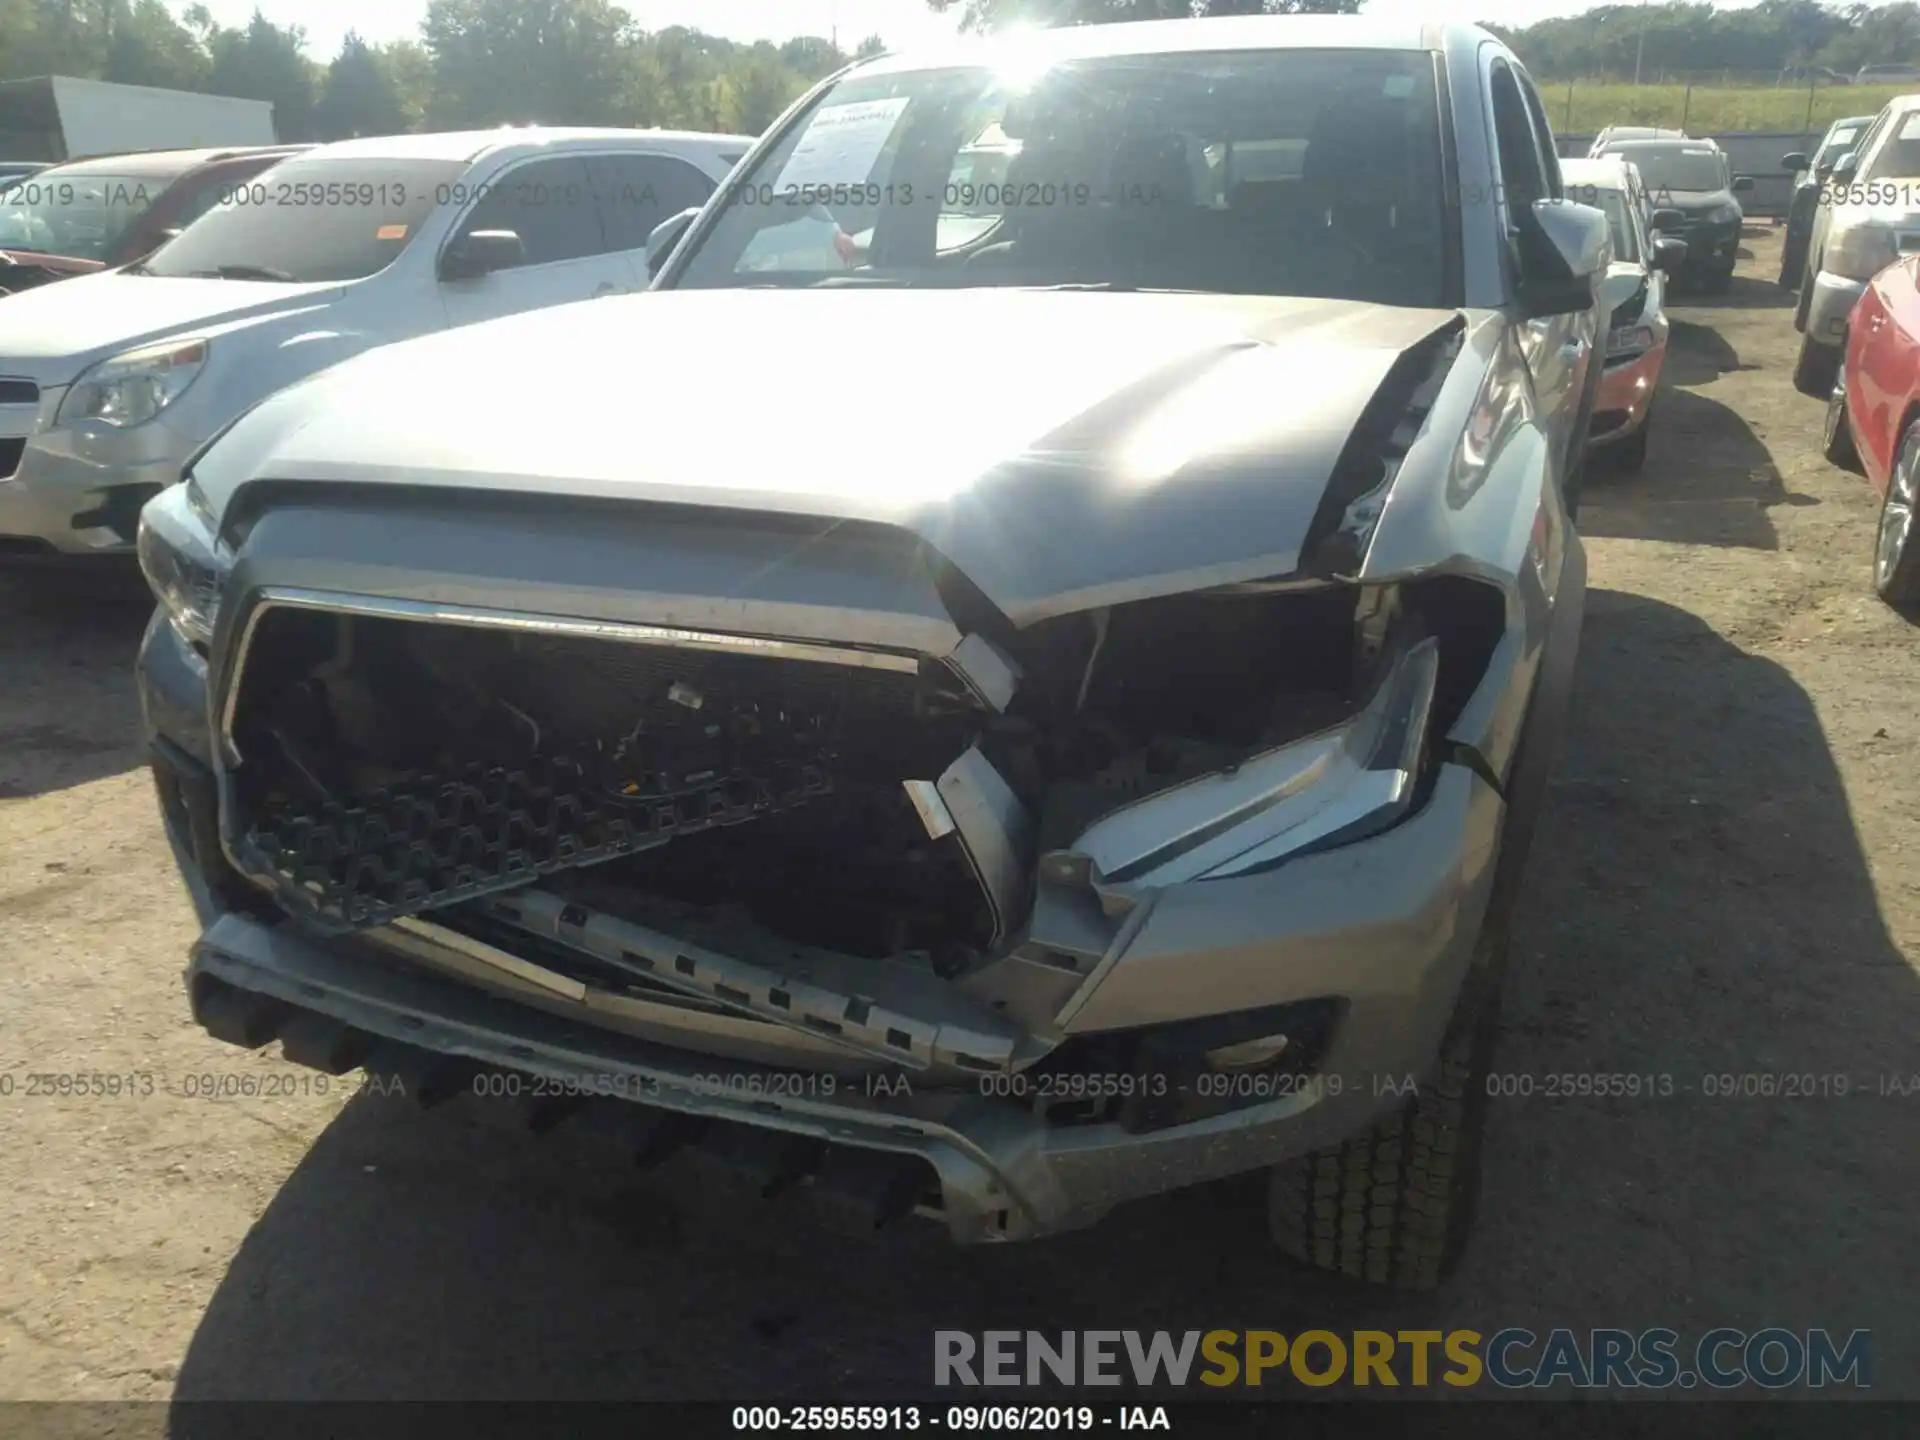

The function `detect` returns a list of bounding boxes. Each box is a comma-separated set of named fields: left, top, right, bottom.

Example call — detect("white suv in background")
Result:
left=0, top=126, right=748, bottom=560
left=1793, top=96, right=1920, bottom=397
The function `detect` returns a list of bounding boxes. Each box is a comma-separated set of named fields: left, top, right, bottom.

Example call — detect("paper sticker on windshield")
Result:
left=1383, top=75, right=1414, bottom=98
left=376, top=223, right=407, bottom=240
left=775, top=97, right=911, bottom=190
left=1899, top=113, right=1920, bottom=141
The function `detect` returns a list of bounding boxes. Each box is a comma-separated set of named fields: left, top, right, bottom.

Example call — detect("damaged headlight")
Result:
left=137, top=475, right=230, bottom=649
left=1063, top=637, right=1440, bottom=888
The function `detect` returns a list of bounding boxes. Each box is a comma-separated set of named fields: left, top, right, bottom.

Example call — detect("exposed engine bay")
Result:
left=223, top=575, right=1498, bottom=967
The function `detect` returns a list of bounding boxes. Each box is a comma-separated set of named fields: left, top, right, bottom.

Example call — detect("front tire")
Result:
left=1267, top=931, right=1505, bottom=1290
left=1875, top=418, right=1920, bottom=610
left=1793, top=332, right=1842, bottom=399
left=1560, top=349, right=1603, bottom=522
left=1823, top=366, right=1863, bottom=473
left=1615, top=397, right=1654, bottom=472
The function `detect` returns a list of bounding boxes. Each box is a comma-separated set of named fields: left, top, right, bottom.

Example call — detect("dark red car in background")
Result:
left=0, top=144, right=306, bottom=296
left=1823, top=251, right=1920, bottom=610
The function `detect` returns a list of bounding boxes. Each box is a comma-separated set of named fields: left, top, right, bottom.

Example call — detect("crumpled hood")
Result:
left=0, top=270, right=341, bottom=386
left=194, top=288, right=1463, bottom=626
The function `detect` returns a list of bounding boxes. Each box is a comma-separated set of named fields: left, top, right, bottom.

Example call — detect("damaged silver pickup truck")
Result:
left=135, top=18, right=1607, bottom=1288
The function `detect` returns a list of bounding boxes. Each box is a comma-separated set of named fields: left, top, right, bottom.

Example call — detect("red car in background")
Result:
left=0, top=144, right=307, bottom=297
left=1825, top=252, right=1920, bottom=610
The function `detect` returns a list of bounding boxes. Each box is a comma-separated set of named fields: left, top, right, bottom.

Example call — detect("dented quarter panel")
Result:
left=1355, top=308, right=1580, bottom=783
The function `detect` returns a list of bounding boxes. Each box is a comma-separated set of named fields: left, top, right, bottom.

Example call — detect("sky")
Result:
left=170, top=0, right=1681, bottom=64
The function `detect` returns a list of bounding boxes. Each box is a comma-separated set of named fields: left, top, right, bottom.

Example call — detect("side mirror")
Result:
left=439, top=228, right=524, bottom=281
left=1732, top=175, right=1755, bottom=194
left=1650, top=207, right=1685, bottom=232
left=1780, top=151, right=1810, bottom=172
left=1651, top=235, right=1689, bottom=273
left=646, top=206, right=701, bottom=276
left=1516, top=198, right=1610, bottom=319
left=1831, top=150, right=1860, bottom=184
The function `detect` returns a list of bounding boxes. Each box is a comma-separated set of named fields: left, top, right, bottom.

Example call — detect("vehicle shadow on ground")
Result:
left=0, top=567, right=153, bottom=799
left=1670, top=274, right=1791, bottom=313
left=1581, top=388, right=1809, bottom=549
left=165, top=592, right=1919, bottom=1405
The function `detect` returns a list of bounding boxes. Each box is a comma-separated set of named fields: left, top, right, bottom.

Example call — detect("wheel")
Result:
left=1793, top=332, right=1842, bottom=399
left=1267, top=686, right=1574, bottom=1289
left=1823, top=365, right=1863, bottom=473
left=1559, top=351, right=1602, bottom=522
left=1704, top=261, right=1735, bottom=294
left=1794, top=259, right=1815, bottom=333
left=1267, top=926, right=1507, bottom=1290
left=1616, top=400, right=1652, bottom=471
left=1875, top=419, right=1920, bottom=610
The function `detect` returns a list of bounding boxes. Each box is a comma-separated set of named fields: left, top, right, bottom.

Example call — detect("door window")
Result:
left=1515, top=72, right=1565, bottom=201
left=1490, top=62, right=1547, bottom=223
left=589, top=153, right=716, bottom=252
left=454, top=156, right=606, bottom=269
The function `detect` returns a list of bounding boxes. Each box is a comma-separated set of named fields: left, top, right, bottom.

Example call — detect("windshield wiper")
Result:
left=1013, top=282, right=1219, bottom=294
left=191, top=264, right=297, bottom=282
left=804, top=273, right=913, bottom=288
left=120, top=261, right=153, bottom=276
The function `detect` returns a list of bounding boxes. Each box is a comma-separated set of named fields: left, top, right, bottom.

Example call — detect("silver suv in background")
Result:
left=0, top=126, right=747, bottom=562
left=1792, top=95, right=1920, bottom=397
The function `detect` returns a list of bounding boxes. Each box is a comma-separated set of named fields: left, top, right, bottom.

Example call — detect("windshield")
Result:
left=0, top=171, right=165, bottom=261
left=1580, top=188, right=1639, bottom=263
left=139, top=156, right=466, bottom=282
left=1864, top=110, right=1920, bottom=182
left=1610, top=146, right=1726, bottom=194
left=1819, top=124, right=1866, bottom=165
left=669, top=47, right=1450, bottom=307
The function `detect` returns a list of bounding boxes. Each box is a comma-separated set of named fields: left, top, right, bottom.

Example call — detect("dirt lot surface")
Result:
left=1, top=226, right=1915, bottom=1410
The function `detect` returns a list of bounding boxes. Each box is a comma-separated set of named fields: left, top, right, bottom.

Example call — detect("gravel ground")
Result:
left=0, top=226, right=1914, bottom=1409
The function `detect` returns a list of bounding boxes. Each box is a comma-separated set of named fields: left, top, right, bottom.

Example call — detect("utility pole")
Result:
left=1634, top=0, right=1648, bottom=87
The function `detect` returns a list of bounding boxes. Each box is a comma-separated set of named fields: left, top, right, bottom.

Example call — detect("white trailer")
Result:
left=0, top=76, right=277, bottom=162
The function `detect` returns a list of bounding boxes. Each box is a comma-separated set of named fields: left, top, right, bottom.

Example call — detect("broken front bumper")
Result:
left=140, top=597, right=1517, bottom=1241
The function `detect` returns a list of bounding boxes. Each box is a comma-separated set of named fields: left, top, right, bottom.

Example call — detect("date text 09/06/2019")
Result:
left=731, top=1407, right=1169, bottom=1432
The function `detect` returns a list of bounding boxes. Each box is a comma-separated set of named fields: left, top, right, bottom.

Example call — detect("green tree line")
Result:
left=1486, top=1, right=1920, bottom=81
left=930, top=0, right=1920, bottom=81
left=0, top=0, right=888, bottom=141
left=6, top=0, right=1917, bottom=148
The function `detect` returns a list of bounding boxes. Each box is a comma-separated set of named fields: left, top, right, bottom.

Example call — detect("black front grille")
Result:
left=0, top=437, right=22, bottom=478
left=233, top=752, right=834, bottom=934
left=0, top=379, right=38, bottom=406
left=222, top=607, right=949, bottom=935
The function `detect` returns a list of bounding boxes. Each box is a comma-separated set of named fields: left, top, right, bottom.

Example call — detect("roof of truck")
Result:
left=1560, top=155, right=1636, bottom=192
left=300, top=127, right=756, bottom=165
left=34, top=144, right=308, bottom=178
left=854, top=15, right=1483, bottom=76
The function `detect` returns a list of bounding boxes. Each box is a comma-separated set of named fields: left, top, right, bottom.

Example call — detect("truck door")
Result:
left=1489, top=56, right=1591, bottom=471
left=438, top=154, right=633, bottom=330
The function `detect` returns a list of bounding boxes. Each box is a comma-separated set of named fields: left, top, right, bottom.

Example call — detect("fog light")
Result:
left=1204, top=1034, right=1291, bottom=1071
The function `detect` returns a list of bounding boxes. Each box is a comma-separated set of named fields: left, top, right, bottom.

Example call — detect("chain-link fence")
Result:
left=1532, top=69, right=1910, bottom=135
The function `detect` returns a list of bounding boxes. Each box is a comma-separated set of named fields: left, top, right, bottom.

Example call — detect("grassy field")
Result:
left=1545, top=81, right=1912, bottom=133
